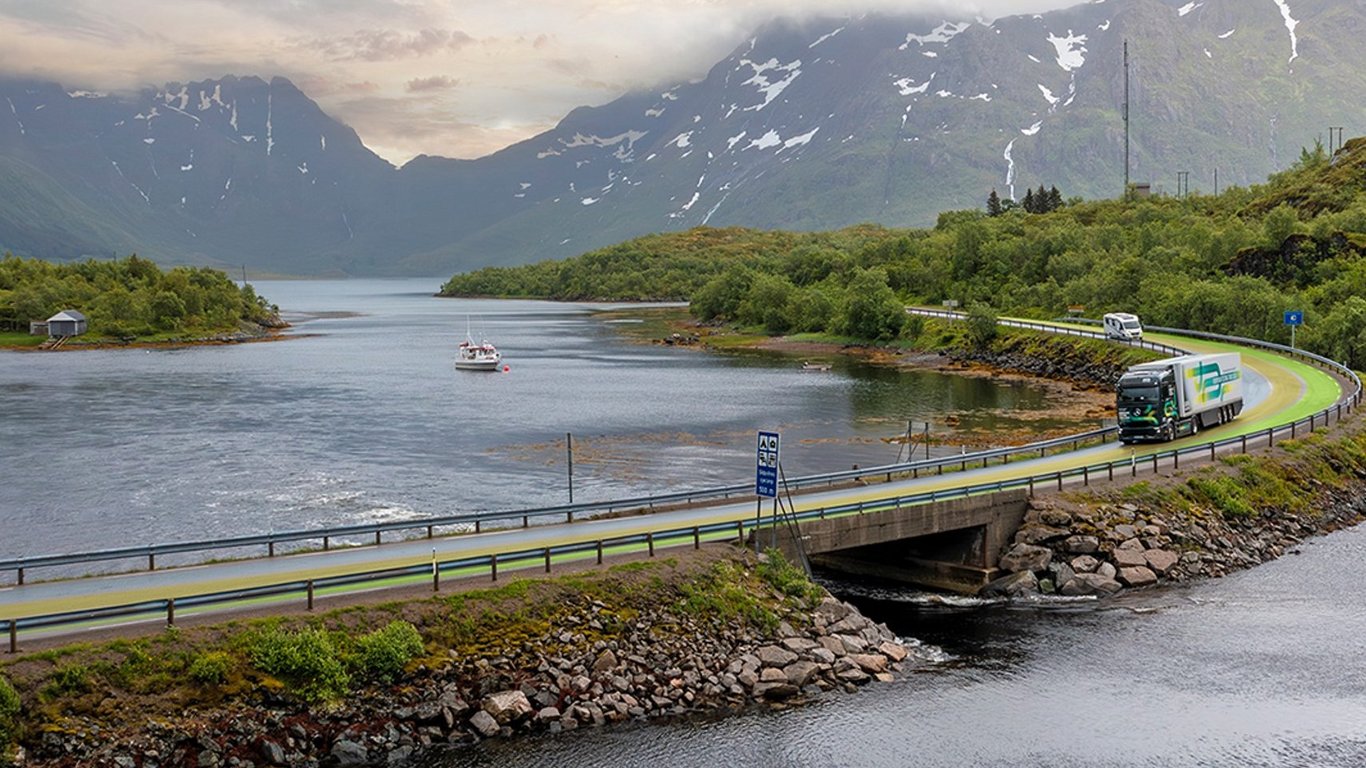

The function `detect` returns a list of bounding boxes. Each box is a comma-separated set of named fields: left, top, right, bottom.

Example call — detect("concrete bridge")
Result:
left=765, top=491, right=1030, bottom=593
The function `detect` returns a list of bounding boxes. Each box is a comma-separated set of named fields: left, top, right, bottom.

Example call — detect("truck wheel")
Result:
left=1191, top=418, right=1200, bottom=435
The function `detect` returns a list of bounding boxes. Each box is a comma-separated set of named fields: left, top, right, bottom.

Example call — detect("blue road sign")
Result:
left=755, top=431, right=780, bottom=498
left=1284, top=310, right=1304, bottom=326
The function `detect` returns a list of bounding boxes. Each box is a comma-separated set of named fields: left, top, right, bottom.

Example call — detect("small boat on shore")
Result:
left=801, top=361, right=832, bottom=372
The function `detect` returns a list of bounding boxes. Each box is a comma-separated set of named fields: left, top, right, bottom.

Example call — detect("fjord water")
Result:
left=0, top=278, right=1068, bottom=562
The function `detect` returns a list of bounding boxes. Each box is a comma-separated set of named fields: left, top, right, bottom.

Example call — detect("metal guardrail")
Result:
left=2, top=319, right=1361, bottom=648
left=1, top=430, right=1123, bottom=584
left=907, top=307, right=1189, bottom=357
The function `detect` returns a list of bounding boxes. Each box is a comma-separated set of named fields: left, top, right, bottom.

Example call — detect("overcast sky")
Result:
left=0, top=0, right=1085, bottom=164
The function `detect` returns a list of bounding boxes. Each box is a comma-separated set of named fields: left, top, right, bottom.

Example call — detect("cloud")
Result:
left=297, top=28, right=476, bottom=62
left=406, top=75, right=460, bottom=93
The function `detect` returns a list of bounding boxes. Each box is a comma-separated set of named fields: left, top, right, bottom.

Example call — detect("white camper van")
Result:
left=1103, top=312, right=1143, bottom=341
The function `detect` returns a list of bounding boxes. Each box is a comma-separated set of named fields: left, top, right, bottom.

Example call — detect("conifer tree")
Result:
left=1022, top=188, right=1036, bottom=213
left=986, top=189, right=1003, bottom=216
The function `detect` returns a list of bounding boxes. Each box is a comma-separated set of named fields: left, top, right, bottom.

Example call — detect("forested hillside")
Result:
left=442, top=138, right=1366, bottom=368
left=0, top=255, right=278, bottom=343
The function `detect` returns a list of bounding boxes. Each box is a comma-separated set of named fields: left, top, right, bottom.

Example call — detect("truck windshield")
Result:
left=1123, top=321, right=1141, bottom=330
left=1118, top=385, right=1159, bottom=403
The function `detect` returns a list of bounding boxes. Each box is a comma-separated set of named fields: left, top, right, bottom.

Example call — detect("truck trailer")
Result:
left=1116, top=353, right=1244, bottom=443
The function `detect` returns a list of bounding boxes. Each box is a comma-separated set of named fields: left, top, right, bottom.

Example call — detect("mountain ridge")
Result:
left=0, top=0, right=1359, bottom=276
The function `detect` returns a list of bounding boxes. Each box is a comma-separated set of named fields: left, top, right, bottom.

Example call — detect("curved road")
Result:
left=0, top=329, right=1346, bottom=639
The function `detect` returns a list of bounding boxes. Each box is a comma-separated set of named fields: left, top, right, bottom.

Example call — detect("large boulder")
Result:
left=981, top=570, right=1039, bottom=597
left=1118, top=566, right=1158, bottom=587
left=1113, top=547, right=1149, bottom=568
left=998, top=543, right=1053, bottom=573
left=482, top=690, right=533, bottom=725
left=1144, top=549, right=1179, bottom=575
left=1059, top=573, right=1122, bottom=597
left=468, top=710, right=500, bottom=738
left=1062, top=535, right=1101, bottom=554
left=756, top=645, right=799, bottom=668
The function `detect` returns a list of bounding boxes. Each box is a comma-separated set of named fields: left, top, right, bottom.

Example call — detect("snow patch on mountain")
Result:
left=645, top=107, right=665, bottom=117
left=923, top=51, right=938, bottom=58
left=1022, top=121, right=1042, bottom=136
left=1046, top=31, right=1088, bottom=71
left=163, top=86, right=189, bottom=111
left=1204, top=48, right=1212, bottom=58
left=670, top=131, right=693, bottom=149
left=1270, top=0, right=1299, bottom=64
left=1039, top=84, right=1059, bottom=106
left=266, top=87, right=274, bottom=156
left=782, top=127, right=819, bottom=149
left=1027, top=54, right=1040, bottom=63
left=970, top=93, right=992, bottom=101
left=895, top=74, right=934, bottom=96
left=747, top=130, right=781, bottom=150
left=558, top=130, right=649, bottom=161
left=67, top=90, right=106, bottom=99
left=1177, top=2, right=1201, bottom=17
left=1218, top=28, right=1236, bottom=38
left=900, top=21, right=969, bottom=48
left=739, top=57, right=802, bottom=111
left=321, top=135, right=326, bottom=151
left=809, top=27, right=844, bottom=48
left=1099, top=20, right=1110, bottom=31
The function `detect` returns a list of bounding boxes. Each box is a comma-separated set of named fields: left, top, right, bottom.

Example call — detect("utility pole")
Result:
left=1329, top=126, right=1344, bottom=155
left=566, top=432, right=573, bottom=504
left=1123, top=40, right=1130, bottom=198
left=1177, top=171, right=1189, bottom=198
left=1214, top=168, right=1219, bottom=197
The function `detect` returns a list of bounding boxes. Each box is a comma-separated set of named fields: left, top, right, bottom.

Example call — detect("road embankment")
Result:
left=0, top=547, right=926, bottom=767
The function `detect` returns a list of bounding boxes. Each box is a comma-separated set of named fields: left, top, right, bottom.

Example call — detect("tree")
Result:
left=841, top=268, right=905, bottom=341
left=986, top=189, right=1003, bottom=217
left=965, top=302, right=999, bottom=348
left=1022, top=188, right=1036, bottom=213
left=1047, top=186, right=1063, bottom=211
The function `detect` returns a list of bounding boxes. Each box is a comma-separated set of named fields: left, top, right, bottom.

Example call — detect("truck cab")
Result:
left=1103, top=312, right=1143, bottom=341
left=1116, top=367, right=1179, bottom=442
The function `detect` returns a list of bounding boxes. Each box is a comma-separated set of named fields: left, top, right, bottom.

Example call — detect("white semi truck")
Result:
left=1116, top=353, right=1244, bottom=443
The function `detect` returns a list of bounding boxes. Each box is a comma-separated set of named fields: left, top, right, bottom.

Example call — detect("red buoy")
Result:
left=503, top=365, right=510, bottom=372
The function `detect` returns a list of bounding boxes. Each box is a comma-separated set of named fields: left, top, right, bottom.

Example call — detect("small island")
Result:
left=0, top=254, right=284, bottom=350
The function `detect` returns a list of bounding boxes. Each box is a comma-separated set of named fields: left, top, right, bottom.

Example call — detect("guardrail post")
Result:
left=736, top=520, right=744, bottom=546
left=375, top=532, right=382, bottom=546
left=491, top=554, right=498, bottom=582
left=568, top=510, right=574, bottom=524
left=1083, top=466, right=1089, bottom=486
left=7, top=621, right=14, bottom=654
left=1028, top=477, right=1034, bottom=494
left=149, top=553, right=155, bottom=571
left=1241, top=435, right=1247, bottom=453
left=1291, top=421, right=1297, bottom=439
left=597, top=540, right=604, bottom=565
left=427, top=525, right=434, bottom=539
left=16, top=567, right=23, bottom=586
left=1174, top=450, right=1180, bottom=471
left=544, top=548, right=552, bottom=573
left=647, top=533, right=655, bottom=557
left=522, top=515, right=529, bottom=528
left=307, top=580, right=314, bottom=611
left=323, top=536, right=330, bottom=552
left=1056, top=472, right=1062, bottom=491
left=166, top=598, right=175, bottom=627
left=1108, top=464, right=1114, bottom=482
left=1210, top=442, right=1216, bottom=460
left=475, top=520, right=481, bottom=534
left=1152, top=454, right=1158, bottom=474
left=693, top=527, right=700, bottom=549
left=268, top=541, right=275, bottom=557
left=1268, top=427, right=1275, bottom=447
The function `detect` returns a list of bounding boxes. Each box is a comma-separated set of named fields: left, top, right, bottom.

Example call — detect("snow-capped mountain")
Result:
left=0, top=0, right=1359, bottom=276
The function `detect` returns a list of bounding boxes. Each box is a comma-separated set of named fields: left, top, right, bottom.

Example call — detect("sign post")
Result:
left=1284, top=310, right=1304, bottom=350
left=755, top=431, right=780, bottom=554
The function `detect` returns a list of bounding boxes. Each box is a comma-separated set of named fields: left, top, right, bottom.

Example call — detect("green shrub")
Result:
left=46, top=664, right=89, bottom=697
left=188, top=651, right=233, bottom=686
left=0, top=674, right=19, bottom=748
left=758, top=549, right=824, bottom=606
left=249, top=627, right=350, bottom=703
left=354, top=621, right=425, bottom=682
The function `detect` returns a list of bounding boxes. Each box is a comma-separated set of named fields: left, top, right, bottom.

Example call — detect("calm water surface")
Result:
left=0, top=278, right=1075, bottom=560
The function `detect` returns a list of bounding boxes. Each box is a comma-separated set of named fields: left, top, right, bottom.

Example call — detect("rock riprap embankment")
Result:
left=22, top=589, right=931, bottom=768
left=987, top=488, right=1366, bottom=598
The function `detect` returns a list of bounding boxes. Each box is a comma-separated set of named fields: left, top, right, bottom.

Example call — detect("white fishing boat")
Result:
left=455, top=317, right=502, bottom=371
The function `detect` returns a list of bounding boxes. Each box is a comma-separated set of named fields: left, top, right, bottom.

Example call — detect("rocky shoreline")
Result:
left=987, top=434, right=1366, bottom=598
left=8, top=552, right=928, bottom=768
